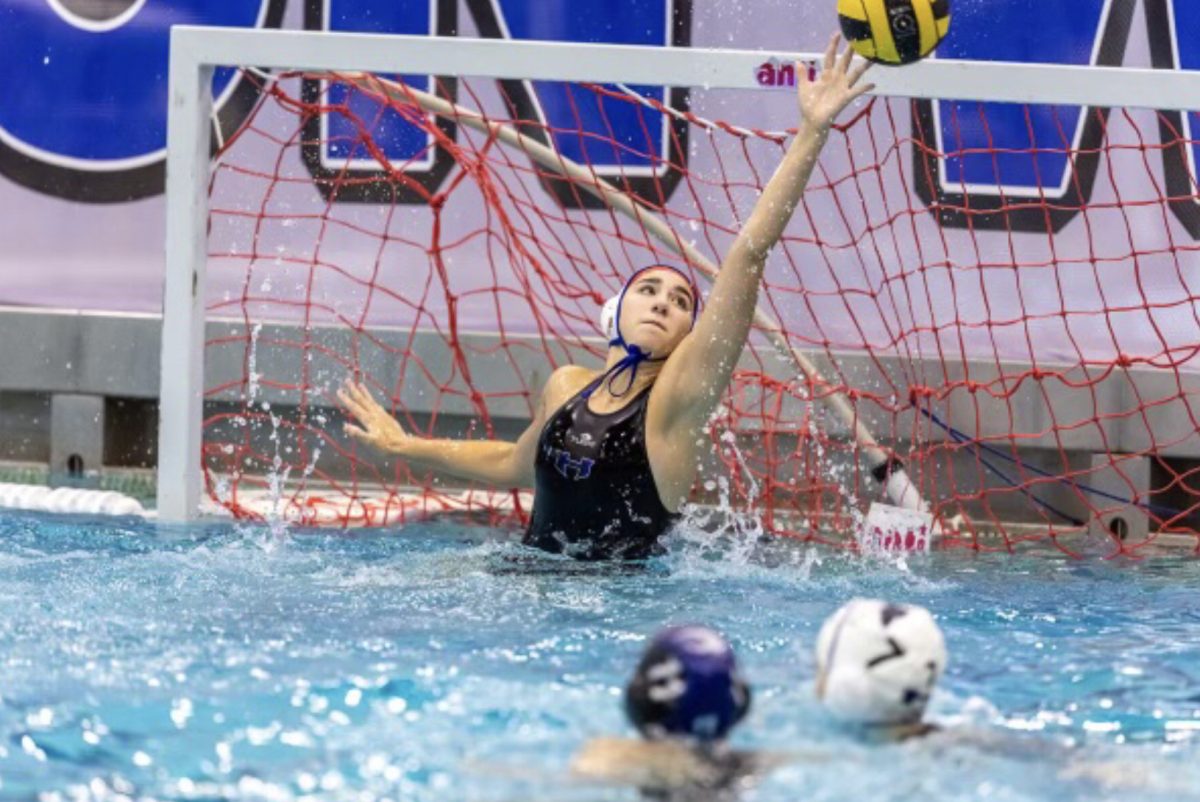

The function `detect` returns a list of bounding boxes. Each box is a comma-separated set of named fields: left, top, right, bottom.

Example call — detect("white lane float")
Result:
left=0, top=483, right=146, bottom=517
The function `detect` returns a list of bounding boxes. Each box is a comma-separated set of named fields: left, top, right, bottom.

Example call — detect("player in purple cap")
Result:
left=625, top=625, right=750, bottom=742
left=571, top=625, right=780, bottom=796
left=340, top=36, right=873, bottom=560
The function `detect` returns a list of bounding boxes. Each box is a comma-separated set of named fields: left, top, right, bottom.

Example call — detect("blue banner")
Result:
left=0, top=0, right=285, bottom=201
left=913, top=0, right=1137, bottom=233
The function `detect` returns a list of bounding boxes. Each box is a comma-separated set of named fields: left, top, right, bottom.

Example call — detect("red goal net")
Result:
left=199, top=65, right=1200, bottom=556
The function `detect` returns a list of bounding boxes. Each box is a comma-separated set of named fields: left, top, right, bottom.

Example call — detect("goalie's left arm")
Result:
left=652, top=36, right=872, bottom=433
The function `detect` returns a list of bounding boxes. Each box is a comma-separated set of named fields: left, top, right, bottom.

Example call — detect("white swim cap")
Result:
left=814, top=599, right=946, bottom=725
left=600, top=295, right=620, bottom=342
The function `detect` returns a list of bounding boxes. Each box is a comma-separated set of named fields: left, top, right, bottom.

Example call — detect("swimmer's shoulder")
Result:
left=542, top=365, right=598, bottom=411
left=571, top=737, right=766, bottom=791
left=884, top=721, right=942, bottom=742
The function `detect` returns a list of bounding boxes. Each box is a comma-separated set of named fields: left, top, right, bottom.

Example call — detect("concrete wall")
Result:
left=2, top=306, right=1198, bottom=528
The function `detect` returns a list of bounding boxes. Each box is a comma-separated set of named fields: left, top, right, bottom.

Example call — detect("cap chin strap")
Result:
left=582, top=338, right=665, bottom=400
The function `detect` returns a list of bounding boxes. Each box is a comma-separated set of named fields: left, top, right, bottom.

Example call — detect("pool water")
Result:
left=1, top=511, right=1199, bottom=801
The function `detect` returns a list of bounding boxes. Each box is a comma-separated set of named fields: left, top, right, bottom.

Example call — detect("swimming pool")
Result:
left=1, top=511, right=1198, bottom=801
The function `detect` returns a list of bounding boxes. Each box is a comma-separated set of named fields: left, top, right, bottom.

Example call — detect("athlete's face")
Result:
left=617, top=268, right=696, bottom=355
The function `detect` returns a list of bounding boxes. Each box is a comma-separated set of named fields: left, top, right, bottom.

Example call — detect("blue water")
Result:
left=1, top=512, right=1199, bottom=801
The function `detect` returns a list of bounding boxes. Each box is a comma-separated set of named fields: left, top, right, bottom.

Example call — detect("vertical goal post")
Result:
left=160, top=25, right=1200, bottom=532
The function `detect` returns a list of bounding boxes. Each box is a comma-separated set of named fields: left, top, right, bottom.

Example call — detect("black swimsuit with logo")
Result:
left=522, top=378, right=679, bottom=561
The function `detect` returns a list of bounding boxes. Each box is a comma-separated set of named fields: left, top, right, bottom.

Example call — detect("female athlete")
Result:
left=340, top=36, right=873, bottom=560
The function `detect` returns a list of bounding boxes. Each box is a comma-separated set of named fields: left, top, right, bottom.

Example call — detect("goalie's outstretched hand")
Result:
left=339, top=380, right=411, bottom=455
left=798, top=34, right=875, bottom=130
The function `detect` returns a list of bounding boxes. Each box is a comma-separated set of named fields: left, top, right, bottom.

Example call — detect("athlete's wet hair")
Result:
left=625, top=625, right=750, bottom=742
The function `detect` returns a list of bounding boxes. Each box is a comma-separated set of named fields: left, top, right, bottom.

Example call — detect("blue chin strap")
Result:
left=582, top=340, right=663, bottom=400
left=583, top=265, right=699, bottom=400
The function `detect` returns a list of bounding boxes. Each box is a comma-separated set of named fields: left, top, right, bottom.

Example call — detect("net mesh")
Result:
left=200, top=64, right=1200, bottom=556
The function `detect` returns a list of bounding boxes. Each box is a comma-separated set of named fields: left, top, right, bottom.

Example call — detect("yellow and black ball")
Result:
left=837, top=0, right=951, bottom=66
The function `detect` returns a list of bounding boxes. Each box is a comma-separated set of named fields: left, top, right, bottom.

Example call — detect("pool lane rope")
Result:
left=0, top=483, right=146, bottom=517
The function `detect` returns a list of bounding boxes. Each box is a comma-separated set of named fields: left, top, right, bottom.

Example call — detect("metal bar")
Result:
left=172, top=25, right=1200, bottom=111
left=157, top=30, right=214, bottom=522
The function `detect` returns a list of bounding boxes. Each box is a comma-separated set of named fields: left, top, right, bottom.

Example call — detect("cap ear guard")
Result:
left=600, top=295, right=620, bottom=343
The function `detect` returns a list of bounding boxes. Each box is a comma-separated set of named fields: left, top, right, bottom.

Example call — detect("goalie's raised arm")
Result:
left=653, top=35, right=873, bottom=424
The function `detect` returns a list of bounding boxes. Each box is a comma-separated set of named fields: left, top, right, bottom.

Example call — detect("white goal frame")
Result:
left=159, top=24, right=1200, bottom=522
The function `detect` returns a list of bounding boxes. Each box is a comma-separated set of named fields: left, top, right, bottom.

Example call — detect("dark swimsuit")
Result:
left=522, top=377, right=680, bottom=560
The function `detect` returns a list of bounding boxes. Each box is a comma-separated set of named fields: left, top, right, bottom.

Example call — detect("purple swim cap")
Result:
left=624, top=625, right=751, bottom=742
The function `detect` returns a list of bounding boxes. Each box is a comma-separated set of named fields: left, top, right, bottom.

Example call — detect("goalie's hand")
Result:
left=338, top=380, right=411, bottom=455
left=798, top=33, right=875, bottom=129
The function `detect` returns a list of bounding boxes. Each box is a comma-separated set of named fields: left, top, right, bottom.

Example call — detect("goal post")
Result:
left=159, top=31, right=214, bottom=525
left=160, top=24, right=1200, bottom=555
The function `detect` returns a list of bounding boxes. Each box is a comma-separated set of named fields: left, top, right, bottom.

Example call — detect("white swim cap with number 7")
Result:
left=814, top=599, right=947, bottom=725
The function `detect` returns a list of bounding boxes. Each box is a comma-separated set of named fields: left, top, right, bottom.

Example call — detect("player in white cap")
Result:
left=814, top=598, right=948, bottom=740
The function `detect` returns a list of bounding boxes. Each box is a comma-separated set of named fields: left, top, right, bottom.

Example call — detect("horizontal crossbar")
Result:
left=172, top=25, right=1200, bottom=111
